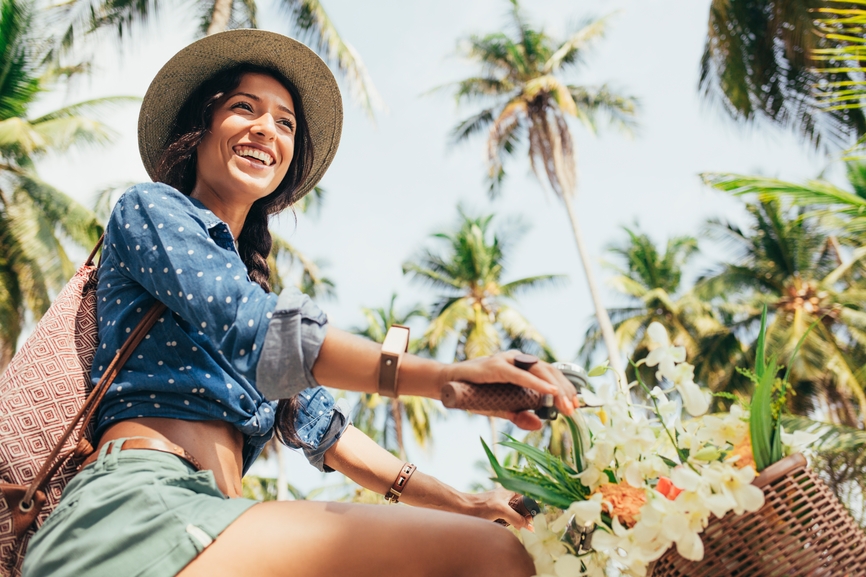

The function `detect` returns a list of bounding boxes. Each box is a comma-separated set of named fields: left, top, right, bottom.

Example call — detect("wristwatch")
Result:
left=378, top=324, right=410, bottom=398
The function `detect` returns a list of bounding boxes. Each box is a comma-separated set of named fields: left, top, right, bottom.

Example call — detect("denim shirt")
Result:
left=92, top=183, right=350, bottom=473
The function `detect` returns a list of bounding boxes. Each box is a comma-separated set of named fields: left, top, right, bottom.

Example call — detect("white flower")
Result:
left=645, top=322, right=686, bottom=381
left=780, top=428, right=819, bottom=454
left=551, top=494, right=603, bottom=532
left=703, top=462, right=765, bottom=515
left=650, top=386, right=678, bottom=419
left=520, top=515, right=567, bottom=575
left=579, top=380, right=617, bottom=407
left=677, top=379, right=710, bottom=417
left=697, top=405, right=748, bottom=446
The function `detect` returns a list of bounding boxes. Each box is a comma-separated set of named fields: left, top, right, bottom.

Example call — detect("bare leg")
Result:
left=178, top=501, right=535, bottom=577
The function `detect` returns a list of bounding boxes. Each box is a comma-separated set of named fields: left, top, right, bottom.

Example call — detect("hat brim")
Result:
left=138, top=29, right=343, bottom=201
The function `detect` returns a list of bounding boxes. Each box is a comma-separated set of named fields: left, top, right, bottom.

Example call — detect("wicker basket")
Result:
left=650, top=453, right=866, bottom=577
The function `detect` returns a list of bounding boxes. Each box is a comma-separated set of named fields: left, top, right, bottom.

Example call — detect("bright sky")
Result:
left=37, top=0, right=833, bottom=494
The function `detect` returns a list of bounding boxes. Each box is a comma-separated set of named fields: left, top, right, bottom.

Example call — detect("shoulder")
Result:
left=116, top=182, right=189, bottom=210
left=111, top=183, right=217, bottom=227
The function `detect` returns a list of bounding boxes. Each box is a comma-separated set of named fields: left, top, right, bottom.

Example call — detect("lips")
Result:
left=233, top=145, right=275, bottom=166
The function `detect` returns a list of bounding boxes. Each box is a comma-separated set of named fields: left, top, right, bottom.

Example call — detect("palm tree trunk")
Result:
left=391, top=398, right=406, bottom=460
left=275, top=440, right=288, bottom=501
left=560, top=192, right=624, bottom=379
left=206, top=0, right=234, bottom=36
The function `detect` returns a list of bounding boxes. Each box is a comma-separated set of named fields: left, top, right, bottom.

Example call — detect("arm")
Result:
left=323, top=425, right=531, bottom=528
left=311, top=326, right=579, bottom=419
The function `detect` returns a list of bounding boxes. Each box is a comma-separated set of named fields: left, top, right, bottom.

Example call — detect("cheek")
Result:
left=196, top=130, right=224, bottom=170
left=277, top=137, right=296, bottom=178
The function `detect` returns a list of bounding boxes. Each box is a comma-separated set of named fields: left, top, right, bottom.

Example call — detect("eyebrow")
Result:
left=231, top=92, right=295, bottom=117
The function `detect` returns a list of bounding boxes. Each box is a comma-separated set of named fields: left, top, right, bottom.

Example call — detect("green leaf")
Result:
left=480, top=438, right=574, bottom=508
left=755, top=305, right=769, bottom=379
left=565, top=415, right=587, bottom=472
left=587, top=361, right=609, bottom=377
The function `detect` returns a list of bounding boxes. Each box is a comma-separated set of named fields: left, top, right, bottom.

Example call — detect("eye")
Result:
left=231, top=101, right=253, bottom=112
left=278, top=118, right=296, bottom=131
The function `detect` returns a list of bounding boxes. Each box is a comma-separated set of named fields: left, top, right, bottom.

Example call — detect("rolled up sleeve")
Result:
left=288, top=391, right=351, bottom=472
left=256, top=287, right=329, bottom=399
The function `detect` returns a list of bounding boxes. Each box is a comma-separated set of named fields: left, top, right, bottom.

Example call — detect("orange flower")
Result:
left=730, top=435, right=756, bottom=470
left=593, top=483, right=647, bottom=528
left=656, top=476, right=683, bottom=500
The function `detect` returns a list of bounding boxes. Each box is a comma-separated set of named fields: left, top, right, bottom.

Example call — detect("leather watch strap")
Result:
left=378, top=324, right=410, bottom=398
left=384, top=463, right=416, bottom=504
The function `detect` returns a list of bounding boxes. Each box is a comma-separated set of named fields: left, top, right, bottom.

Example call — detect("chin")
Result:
left=228, top=169, right=281, bottom=200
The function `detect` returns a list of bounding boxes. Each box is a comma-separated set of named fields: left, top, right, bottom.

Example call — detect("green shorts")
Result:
left=21, top=438, right=258, bottom=577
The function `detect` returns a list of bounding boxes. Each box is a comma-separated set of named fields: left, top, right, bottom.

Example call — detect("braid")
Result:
left=237, top=201, right=273, bottom=292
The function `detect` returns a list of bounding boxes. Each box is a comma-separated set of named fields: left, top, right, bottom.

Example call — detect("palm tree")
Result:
left=49, top=0, right=383, bottom=118
left=351, top=294, right=441, bottom=460
left=0, top=0, right=133, bottom=369
left=702, top=162, right=866, bottom=250
left=448, top=0, right=637, bottom=375
left=700, top=0, right=866, bottom=149
left=580, top=227, right=743, bottom=392
left=403, top=209, right=563, bottom=452
left=697, top=195, right=866, bottom=426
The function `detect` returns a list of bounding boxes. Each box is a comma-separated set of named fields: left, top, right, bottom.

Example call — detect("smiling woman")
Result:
left=19, top=29, right=579, bottom=577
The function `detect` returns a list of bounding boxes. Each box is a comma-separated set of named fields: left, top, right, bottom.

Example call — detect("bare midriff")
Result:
left=96, top=418, right=245, bottom=497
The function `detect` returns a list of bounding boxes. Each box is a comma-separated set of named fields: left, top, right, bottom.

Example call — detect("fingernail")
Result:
left=560, top=395, right=573, bottom=413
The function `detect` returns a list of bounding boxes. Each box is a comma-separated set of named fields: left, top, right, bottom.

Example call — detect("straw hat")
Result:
left=138, top=29, right=343, bottom=200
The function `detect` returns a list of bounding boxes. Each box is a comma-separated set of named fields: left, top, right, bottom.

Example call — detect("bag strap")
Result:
left=21, top=235, right=167, bottom=506
left=86, top=233, right=104, bottom=267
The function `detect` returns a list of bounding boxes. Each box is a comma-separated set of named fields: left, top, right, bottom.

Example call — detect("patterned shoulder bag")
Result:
left=0, top=237, right=165, bottom=577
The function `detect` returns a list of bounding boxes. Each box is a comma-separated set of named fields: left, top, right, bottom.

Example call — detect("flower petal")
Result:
left=647, top=322, right=670, bottom=346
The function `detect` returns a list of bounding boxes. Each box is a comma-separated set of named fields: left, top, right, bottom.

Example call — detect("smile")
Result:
left=233, top=145, right=275, bottom=166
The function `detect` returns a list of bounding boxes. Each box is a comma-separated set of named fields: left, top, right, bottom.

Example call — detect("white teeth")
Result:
left=235, top=146, right=273, bottom=165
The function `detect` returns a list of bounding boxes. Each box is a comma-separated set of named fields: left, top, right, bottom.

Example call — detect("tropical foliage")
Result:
left=351, top=294, right=441, bottom=460
left=0, top=0, right=132, bottom=368
left=448, top=0, right=637, bottom=374
left=700, top=186, right=866, bottom=426
left=48, top=0, right=383, bottom=117
left=580, top=227, right=741, bottom=393
left=700, top=0, right=866, bottom=149
left=403, top=210, right=561, bottom=362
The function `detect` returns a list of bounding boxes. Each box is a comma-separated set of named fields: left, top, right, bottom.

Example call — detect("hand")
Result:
left=440, top=350, right=579, bottom=429
left=464, top=488, right=534, bottom=530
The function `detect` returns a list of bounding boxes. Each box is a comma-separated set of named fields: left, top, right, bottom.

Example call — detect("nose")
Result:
left=251, top=113, right=276, bottom=140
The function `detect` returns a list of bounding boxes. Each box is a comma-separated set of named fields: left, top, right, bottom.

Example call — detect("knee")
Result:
left=462, top=524, right=535, bottom=577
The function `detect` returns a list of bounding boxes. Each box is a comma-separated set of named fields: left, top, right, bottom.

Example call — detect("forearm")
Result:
left=323, top=425, right=474, bottom=514
left=311, top=326, right=446, bottom=399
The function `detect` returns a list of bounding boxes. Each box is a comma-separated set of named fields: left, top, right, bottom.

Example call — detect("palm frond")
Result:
left=543, top=14, right=610, bottom=73
left=278, top=0, right=384, bottom=119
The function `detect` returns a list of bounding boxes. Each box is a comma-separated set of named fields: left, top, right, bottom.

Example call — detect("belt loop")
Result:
left=103, top=437, right=125, bottom=471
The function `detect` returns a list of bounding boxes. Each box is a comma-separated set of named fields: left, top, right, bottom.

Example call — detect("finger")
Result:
left=501, top=360, right=559, bottom=396
left=509, top=410, right=543, bottom=431
left=500, top=501, right=528, bottom=529
left=536, top=363, right=578, bottom=414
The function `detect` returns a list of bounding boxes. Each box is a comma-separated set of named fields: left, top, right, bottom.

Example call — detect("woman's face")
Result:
left=195, top=72, right=296, bottom=204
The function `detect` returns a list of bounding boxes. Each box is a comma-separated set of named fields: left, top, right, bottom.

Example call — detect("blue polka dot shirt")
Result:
left=92, top=183, right=350, bottom=474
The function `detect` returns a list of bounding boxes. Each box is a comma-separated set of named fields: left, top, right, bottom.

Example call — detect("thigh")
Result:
left=177, top=500, right=535, bottom=577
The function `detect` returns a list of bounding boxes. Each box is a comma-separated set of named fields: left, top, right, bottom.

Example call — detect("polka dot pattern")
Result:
left=91, top=183, right=338, bottom=473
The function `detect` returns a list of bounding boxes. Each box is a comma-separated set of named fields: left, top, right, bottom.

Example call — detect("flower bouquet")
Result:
left=486, top=311, right=866, bottom=576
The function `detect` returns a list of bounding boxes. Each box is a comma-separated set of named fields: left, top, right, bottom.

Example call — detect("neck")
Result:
left=190, top=183, right=251, bottom=241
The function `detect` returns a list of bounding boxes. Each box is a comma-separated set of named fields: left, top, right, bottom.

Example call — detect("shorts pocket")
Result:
left=157, top=470, right=226, bottom=499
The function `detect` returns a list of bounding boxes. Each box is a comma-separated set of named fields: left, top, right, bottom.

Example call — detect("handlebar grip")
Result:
left=440, top=381, right=553, bottom=412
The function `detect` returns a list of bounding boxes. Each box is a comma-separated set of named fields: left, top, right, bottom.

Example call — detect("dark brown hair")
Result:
left=155, top=63, right=313, bottom=448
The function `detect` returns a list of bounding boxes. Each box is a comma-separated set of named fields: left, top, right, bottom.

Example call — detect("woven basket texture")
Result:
left=0, top=262, right=98, bottom=577
left=650, top=453, right=866, bottom=577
